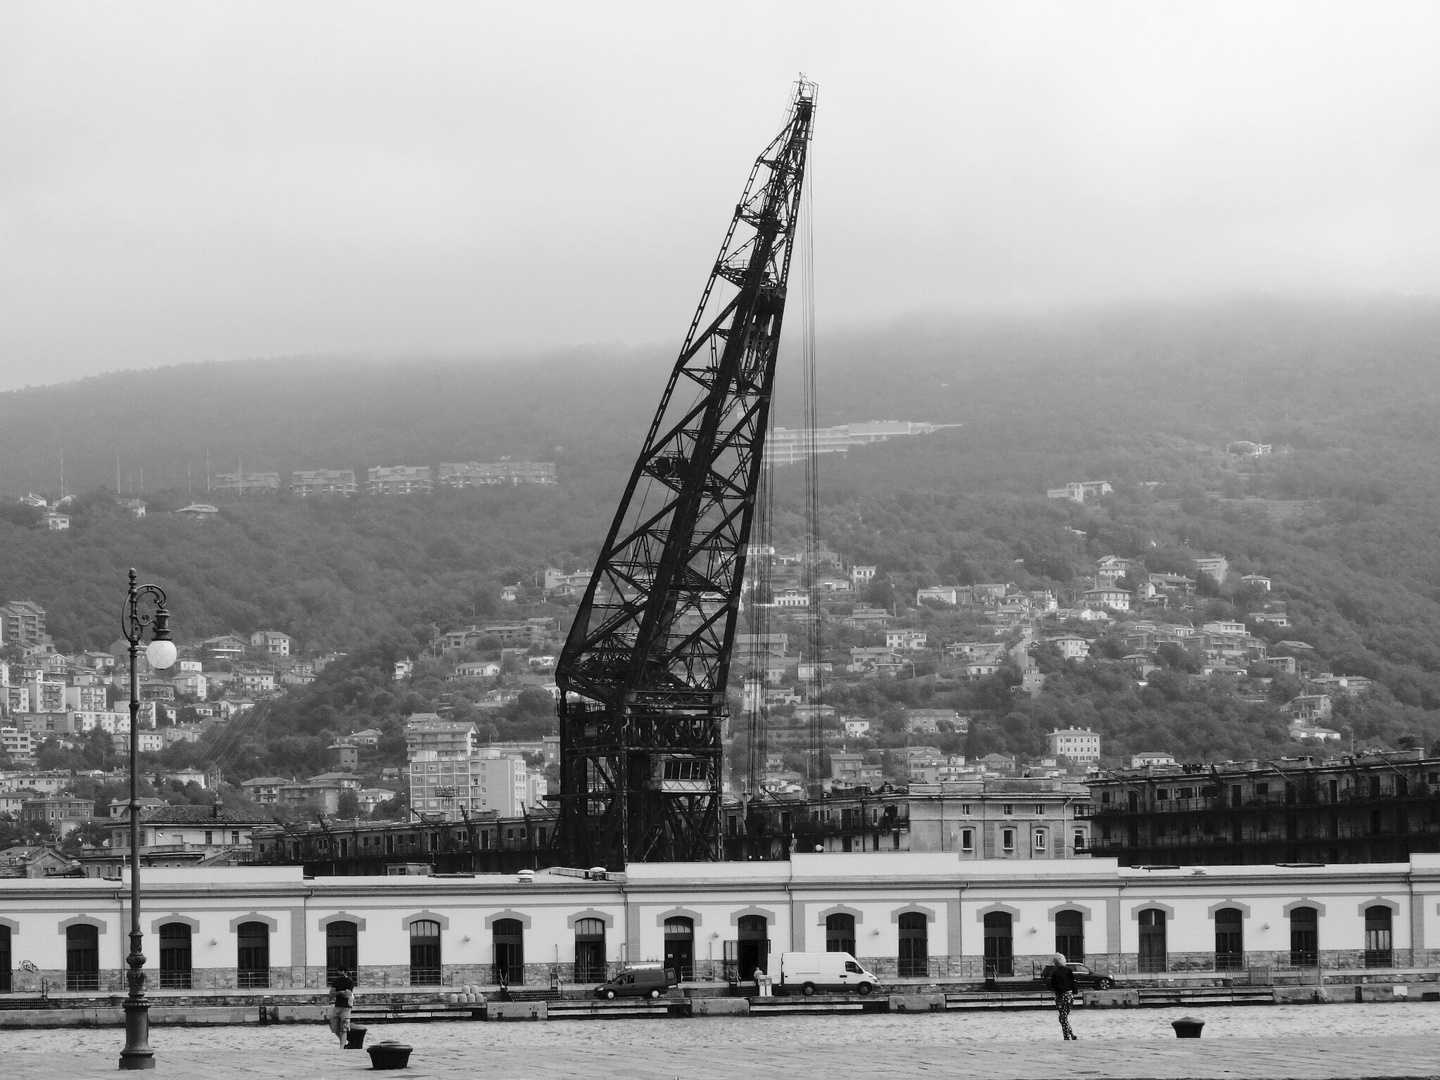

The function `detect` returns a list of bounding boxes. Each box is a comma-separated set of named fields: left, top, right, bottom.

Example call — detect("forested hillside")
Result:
left=5, top=295, right=1440, bottom=775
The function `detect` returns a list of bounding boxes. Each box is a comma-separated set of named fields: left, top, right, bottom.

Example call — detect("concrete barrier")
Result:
left=153, top=1007, right=257, bottom=1025
left=690, top=998, right=750, bottom=1017
left=1356, top=985, right=1396, bottom=1002
left=1390, top=983, right=1440, bottom=1001
left=486, top=1000, right=547, bottom=1021
left=1273, top=986, right=1334, bottom=1005
left=890, top=994, right=946, bottom=1012
left=1083, top=990, right=1140, bottom=1008
left=272, top=1005, right=328, bottom=1023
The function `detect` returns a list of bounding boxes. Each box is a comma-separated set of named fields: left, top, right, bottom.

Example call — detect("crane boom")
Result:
left=556, top=81, right=816, bottom=868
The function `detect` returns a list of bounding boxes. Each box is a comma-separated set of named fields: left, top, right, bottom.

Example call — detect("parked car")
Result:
left=1039, top=962, right=1113, bottom=990
left=986, top=961, right=1114, bottom=992
left=594, top=965, right=675, bottom=1000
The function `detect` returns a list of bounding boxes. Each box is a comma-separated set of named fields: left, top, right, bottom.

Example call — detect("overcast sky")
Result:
left=2, top=2, right=1439, bottom=391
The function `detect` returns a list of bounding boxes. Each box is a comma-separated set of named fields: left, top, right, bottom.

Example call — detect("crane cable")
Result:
left=799, top=143, right=824, bottom=796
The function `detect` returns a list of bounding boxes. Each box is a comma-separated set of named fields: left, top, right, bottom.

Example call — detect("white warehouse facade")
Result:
left=2, top=853, right=1437, bottom=994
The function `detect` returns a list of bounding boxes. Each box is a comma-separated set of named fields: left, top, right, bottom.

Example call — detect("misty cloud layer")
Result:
left=3, top=1, right=1438, bottom=391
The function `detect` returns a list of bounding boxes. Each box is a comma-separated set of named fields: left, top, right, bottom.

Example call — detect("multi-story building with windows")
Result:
left=0, top=728, right=36, bottom=759
left=1047, top=727, right=1102, bottom=763
left=63, top=684, right=108, bottom=712
left=765, top=422, right=959, bottom=467
left=725, top=779, right=1091, bottom=861
left=438, top=461, right=558, bottom=487
left=96, top=804, right=269, bottom=873
left=404, top=714, right=476, bottom=759
left=290, top=469, right=358, bottom=497
left=212, top=471, right=281, bottom=494
left=0, top=600, right=46, bottom=646
left=1086, top=750, right=1440, bottom=866
left=20, top=795, right=93, bottom=836
left=249, top=630, right=292, bottom=656
left=367, top=466, right=433, bottom=495
left=24, top=678, right=65, bottom=714
left=409, top=749, right=530, bottom=820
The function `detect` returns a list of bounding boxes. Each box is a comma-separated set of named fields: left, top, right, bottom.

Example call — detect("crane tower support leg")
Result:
left=555, top=80, right=817, bottom=869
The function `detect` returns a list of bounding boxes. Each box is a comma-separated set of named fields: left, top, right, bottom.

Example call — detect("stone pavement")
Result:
left=3, top=1030, right=1439, bottom=1080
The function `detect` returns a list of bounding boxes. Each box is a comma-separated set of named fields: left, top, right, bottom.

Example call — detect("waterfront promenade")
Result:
left=4, top=1008, right=1438, bottom=1080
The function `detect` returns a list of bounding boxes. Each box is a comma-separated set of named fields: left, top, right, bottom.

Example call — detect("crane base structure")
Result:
left=555, top=81, right=816, bottom=869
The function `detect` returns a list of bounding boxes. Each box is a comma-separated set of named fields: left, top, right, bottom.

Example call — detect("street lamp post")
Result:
left=119, top=569, right=176, bottom=1072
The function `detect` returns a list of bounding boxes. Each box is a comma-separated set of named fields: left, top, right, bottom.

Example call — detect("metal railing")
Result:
left=898, top=957, right=928, bottom=978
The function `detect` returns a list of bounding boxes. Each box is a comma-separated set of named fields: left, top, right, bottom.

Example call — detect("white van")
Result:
left=777, top=952, right=881, bottom=996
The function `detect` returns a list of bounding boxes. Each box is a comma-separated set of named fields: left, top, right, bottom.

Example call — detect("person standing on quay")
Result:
left=331, top=973, right=355, bottom=1048
left=1048, top=953, right=1077, bottom=1040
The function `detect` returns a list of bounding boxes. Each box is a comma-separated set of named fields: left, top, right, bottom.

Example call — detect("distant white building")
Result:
left=916, top=587, right=958, bottom=606
left=409, top=748, right=528, bottom=819
left=886, top=630, right=928, bottom=651
left=1047, top=727, right=1101, bottom=763
left=765, top=422, right=960, bottom=467
left=249, top=630, right=292, bottom=657
left=1048, top=635, right=1090, bottom=661
left=1047, top=480, right=1113, bottom=503
left=1083, top=585, right=1130, bottom=612
left=1130, top=751, right=1177, bottom=768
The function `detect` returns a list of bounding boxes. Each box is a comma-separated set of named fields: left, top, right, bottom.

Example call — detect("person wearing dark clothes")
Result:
left=331, top=974, right=355, bottom=1048
left=1047, top=953, right=1077, bottom=1040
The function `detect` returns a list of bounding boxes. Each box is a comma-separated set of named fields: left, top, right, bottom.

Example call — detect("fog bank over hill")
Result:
left=3, top=295, right=1439, bottom=500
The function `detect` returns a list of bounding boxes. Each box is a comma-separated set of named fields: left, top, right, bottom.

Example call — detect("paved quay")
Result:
left=3, top=1024, right=1440, bottom=1080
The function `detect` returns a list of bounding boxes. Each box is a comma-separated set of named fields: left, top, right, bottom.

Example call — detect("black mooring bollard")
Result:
left=1172, top=1016, right=1205, bottom=1038
left=367, top=1041, right=413, bottom=1070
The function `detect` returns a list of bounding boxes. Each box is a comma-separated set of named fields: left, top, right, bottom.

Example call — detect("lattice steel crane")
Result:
left=556, top=80, right=816, bottom=868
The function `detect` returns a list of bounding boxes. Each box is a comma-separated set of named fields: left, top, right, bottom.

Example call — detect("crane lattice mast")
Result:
left=556, top=80, right=816, bottom=868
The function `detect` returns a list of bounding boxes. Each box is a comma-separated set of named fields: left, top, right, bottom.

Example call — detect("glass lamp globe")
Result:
left=145, top=638, right=178, bottom=670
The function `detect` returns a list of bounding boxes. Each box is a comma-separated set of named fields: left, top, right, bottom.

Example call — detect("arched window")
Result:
left=574, top=918, right=606, bottom=983
left=897, top=913, right=928, bottom=978
left=0, top=925, right=11, bottom=994
left=493, top=918, right=524, bottom=986
left=158, top=922, right=193, bottom=989
left=409, top=920, right=442, bottom=985
left=983, top=912, right=1013, bottom=978
left=1138, top=909, right=1167, bottom=973
left=737, top=914, right=768, bottom=977
left=66, top=925, right=99, bottom=992
left=825, top=913, right=856, bottom=956
left=1054, top=910, right=1084, bottom=963
left=1214, top=908, right=1244, bottom=971
left=236, top=922, right=270, bottom=989
left=326, top=921, right=358, bottom=985
left=1289, top=907, right=1318, bottom=967
left=1364, top=906, right=1393, bottom=968
left=663, top=917, right=694, bottom=983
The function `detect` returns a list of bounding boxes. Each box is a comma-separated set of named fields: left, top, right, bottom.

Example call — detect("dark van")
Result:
left=594, top=965, right=674, bottom=999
